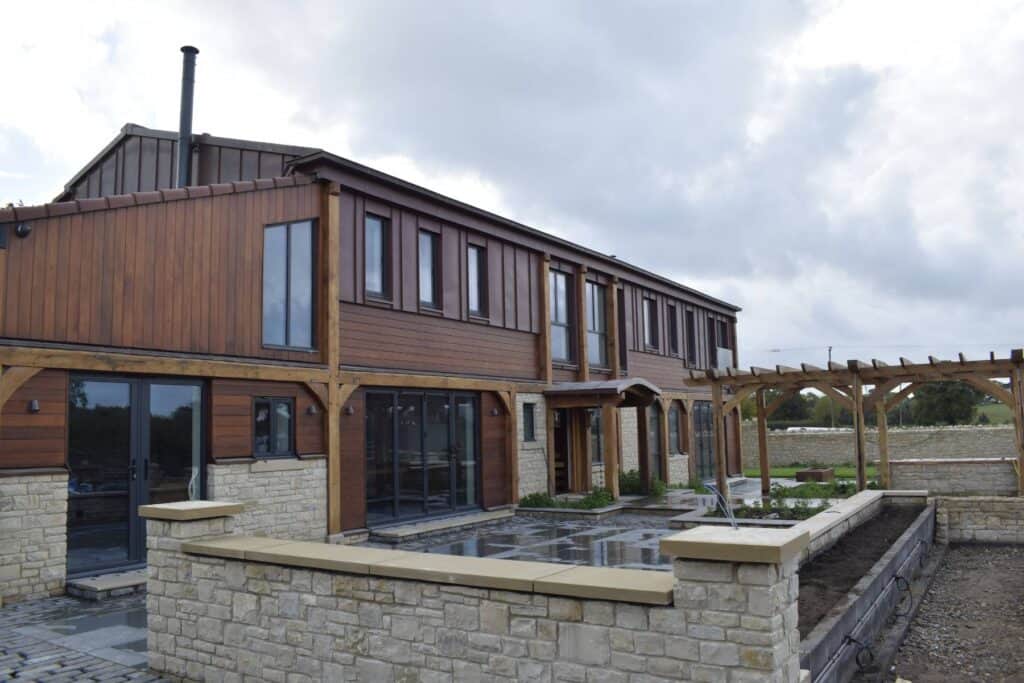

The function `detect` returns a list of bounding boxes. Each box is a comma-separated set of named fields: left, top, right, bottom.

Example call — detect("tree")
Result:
left=909, top=382, right=984, bottom=426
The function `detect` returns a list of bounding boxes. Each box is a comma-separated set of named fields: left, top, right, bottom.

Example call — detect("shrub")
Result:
left=619, top=469, right=645, bottom=495
left=649, top=478, right=667, bottom=497
left=517, top=488, right=615, bottom=510
left=518, top=492, right=558, bottom=508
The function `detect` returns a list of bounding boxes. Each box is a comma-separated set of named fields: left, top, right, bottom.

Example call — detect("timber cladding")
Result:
left=210, top=379, right=324, bottom=460
left=0, top=183, right=321, bottom=363
left=0, top=369, right=67, bottom=469
left=340, top=303, right=539, bottom=380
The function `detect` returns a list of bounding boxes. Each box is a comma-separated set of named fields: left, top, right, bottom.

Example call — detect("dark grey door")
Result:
left=693, top=400, right=716, bottom=482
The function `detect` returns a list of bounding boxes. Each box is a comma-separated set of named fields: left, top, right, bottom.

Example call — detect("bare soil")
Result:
left=799, top=505, right=924, bottom=638
left=888, top=544, right=1024, bottom=682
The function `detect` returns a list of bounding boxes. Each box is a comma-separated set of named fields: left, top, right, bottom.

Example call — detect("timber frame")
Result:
left=685, top=350, right=1024, bottom=498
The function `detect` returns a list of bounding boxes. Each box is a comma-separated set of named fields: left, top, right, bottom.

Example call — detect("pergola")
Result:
left=685, top=350, right=1024, bottom=498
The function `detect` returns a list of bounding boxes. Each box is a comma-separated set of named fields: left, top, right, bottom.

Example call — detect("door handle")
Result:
left=129, top=462, right=137, bottom=481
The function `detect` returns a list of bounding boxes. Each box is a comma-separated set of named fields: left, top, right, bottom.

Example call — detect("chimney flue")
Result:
left=176, top=46, right=199, bottom=188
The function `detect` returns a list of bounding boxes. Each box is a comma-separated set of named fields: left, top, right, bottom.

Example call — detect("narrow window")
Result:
left=523, top=403, right=536, bottom=442
left=685, top=310, right=697, bottom=366
left=585, top=282, right=608, bottom=367
left=263, top=220, right=315, bottom=348
left=643, top=297, right=659, bottom=350
left=668, top=304, right=680, bottom=356
left=418, top=230, right=441, bottom=308
left=589, top=408, right=603, bottom=464
left=468, top=245, right=487, bottom=316
left=0, top=223, right=7, bottom=249
left=365, top=214, right=390, bottom=299
left=550, top=270, right=573, bottom=362
left=254, top=397, right=295, bottom=457
left=708, top=320, right=718, bottom=367
left=669, top=404, right=681, bottom=454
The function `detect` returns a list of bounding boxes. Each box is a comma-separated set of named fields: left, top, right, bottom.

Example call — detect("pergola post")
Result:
left=851, top=370, right=867, bottom=491
left=755, top=388, right=770, bottom=497
left=602, top=403, right=620, bottom=498
left=1012, top=363, right=1024, bottom=496
left=876, top=398, right=890, bottom=489
left=684, top=399, right=697, bottom=484
left=659, top=398, right=671, bottom=485
left=711, top=381, right=729, bottom=498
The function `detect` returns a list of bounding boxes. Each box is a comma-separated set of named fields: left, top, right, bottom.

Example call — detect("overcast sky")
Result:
left=3, top=1, right=1023, bottom=369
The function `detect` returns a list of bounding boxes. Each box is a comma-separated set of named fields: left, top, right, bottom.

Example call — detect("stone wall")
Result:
left=517, top=393, right=548, bottom=498
left=207, top=458, right=326, bottom=540
left=740, top=423, right=1016, bottom=469
left=620, top=407, right=640, bottom=474
left=935, top=496, right=1024, bottom=544
left=0, top=471, right=67, bottom=604
left=890, top=458, right=1018, bottom=496
left=668, top=454, right=689, bottom=486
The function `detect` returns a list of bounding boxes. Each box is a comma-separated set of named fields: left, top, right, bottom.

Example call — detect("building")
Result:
left=0, top=123, right=741, bottom=603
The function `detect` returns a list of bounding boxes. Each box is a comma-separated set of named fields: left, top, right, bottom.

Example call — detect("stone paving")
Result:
left=0, top=593, right=163, bottom=682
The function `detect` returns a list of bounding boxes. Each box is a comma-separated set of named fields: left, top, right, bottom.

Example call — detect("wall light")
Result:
left=344, top=406, right=355, bottom=416
left=489, top=407, right=501, bottom=417
left=307, top=404, right=319, bottom=416
left=27, top=400, right=40, bottom=414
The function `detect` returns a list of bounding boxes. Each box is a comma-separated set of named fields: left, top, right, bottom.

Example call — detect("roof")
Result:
left=545, top=378, right=662, bottom=407
left=1, top=175, right=313, bottom=224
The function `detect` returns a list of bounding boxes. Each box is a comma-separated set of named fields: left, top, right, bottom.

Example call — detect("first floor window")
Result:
left=365, top=214, right=390, bottom=298
left=643, top=297, right=659, bottom=350
left=668, top=304, right=680, bottom=356
left=586, top=281, right=608, bottom=367
left=468, top=245, right=487, bottom=316
left=550, top=270, right=573, bottom=362
left=523, top=403, right=536, bottom=442
left=685, top=310, right=697, bottom=365
left=419, top=230, right=441, bottom=308
left=254, top=397, right=294, bottom=457
left=263, top=220, right=315, bottom=348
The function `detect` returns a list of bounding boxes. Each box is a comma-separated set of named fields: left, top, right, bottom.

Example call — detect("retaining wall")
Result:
left=207, top=457, right=327, bottom=540
left=935, top=496, right=1024, bottom=543
left=741, top=423, right=1016, bottom=469
left=890, top=458, right=1018, bottom=496
left=0, top=471, right=67, bottom=604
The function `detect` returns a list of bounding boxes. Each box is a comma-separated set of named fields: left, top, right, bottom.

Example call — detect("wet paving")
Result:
left=380, top=513, right=680, bottom=571
left=0, top=593, right=162, bottom=681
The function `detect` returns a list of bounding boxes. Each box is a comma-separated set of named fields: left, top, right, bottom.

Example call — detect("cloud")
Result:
left=2, top=0, right=1023, bottom=371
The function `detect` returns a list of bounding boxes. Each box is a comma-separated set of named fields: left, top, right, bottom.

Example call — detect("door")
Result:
left=67, top=377, right=204, bottom=576
left=365, top=390, right=481, bottom=525
left=693, top=400, right=716, bottom=481
left=553, top=408, right=571, bottom=494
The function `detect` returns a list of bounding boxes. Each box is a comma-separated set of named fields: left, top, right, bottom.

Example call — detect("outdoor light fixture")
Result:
left=490, top=407, right=501, bottom=417
left=15, top=222, right=32, bottom=239
left=27, top=400, right=40, bottom=414
left=307, top=404, right=319, bottom=416
left=344, top=405, right=355, bottom=416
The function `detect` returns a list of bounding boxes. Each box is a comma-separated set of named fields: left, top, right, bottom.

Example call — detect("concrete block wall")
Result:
left=890, top=458, right=1018, bottom=496
left=740, top=423, right=1016, bottom=469
left=0, top=472, right=68, bottom=604
left=935, top=496, right=1024, bottom=544
left=517, top=393, right=548, bottom=498
left=207, top=458, right=326, bottom=540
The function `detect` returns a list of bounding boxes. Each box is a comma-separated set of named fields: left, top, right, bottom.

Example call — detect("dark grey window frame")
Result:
left=685, top=310, right=697, bottom=366
left=585, top=281, right=608, bottom=368
left=523, top=403, right=536, bottom=442
left=418, top=229, right=442, bottom=310
left=365, top=213, right=392, bottom=300
left=642, top=297, right=659, bottom=351
left=667, top=304, right=680, bottom=357
left=253, top=396, right=296, bottom=458
left=262, top=219, right=317, bottom=350
left=550, top=270, right=575, bottom=363
left=467, top=244, right=488, bottom=317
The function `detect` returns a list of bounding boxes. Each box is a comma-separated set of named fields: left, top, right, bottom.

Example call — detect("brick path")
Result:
left=0, top=594, right=166, bottom=682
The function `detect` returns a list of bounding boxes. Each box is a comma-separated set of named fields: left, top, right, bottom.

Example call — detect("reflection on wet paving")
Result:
left=419, top=517, right=676, bottom=571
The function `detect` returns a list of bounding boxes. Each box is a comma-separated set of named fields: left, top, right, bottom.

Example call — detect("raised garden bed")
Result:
left=797, top=468, right=835, bottom=482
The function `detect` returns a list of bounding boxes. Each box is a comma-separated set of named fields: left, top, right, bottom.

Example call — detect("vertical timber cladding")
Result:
left=0, top=181, right=322, bottom=364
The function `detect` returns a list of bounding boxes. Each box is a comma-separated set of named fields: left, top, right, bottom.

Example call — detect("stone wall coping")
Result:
left=181, top=535, right=674, bottom=605
left=792, top=490, right=883, bottom=540
left=889, top=457, right=1017, bottom=465
left=138, top=500, right=245, bottom=521
left=659, top=526, right=810, bottom=565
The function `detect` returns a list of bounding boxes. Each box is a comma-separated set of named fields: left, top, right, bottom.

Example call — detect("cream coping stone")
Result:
left=249, top=458, right=313, bottom=473
left=659, top=526, right=810, bottom=565
left=139, top=500, right=245, bottom=521
left=181, top=535, right=674, bottom=605
left=370, top=508, right=515, bottom=540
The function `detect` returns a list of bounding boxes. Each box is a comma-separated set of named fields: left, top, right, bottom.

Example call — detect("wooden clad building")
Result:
left=0, top=127, right=740, bottom=601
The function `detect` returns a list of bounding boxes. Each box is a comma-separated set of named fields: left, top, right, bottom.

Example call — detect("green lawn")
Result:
left=743, top=465, right=878, bottom=480
left=977, top=403, right=1013, bottom=424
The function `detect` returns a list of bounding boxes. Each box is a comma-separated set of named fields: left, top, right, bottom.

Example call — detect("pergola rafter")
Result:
left=685, top=350, right=1024, bottom=499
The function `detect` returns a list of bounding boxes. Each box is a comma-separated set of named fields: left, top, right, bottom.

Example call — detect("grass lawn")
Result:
left=977, top=403, right=1012, bottom=425
left=743, top=465, right=878, bottom=480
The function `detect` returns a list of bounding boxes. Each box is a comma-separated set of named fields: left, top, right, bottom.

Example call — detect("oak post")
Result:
left=684, top=399, right=697, bottom=483
left=577, top=265, right=589, bottom=382
left=876, top=399, right=890, bottom=489
left=659, top=398, right=670, bottom=485
left=852, top=372, right=867, bottom=491
left=323, top=182, right=342, bottom=535
left=538, top=255, right=552, bottom=385
left=602, top=403, right=620, bottom=498
left=1012, top=366, right=1024, bottom=496
left=608, top=277, right=621, bottom=379
left=546, top=406, right=556, bottom=496
left=756, top=388, right=770, bottom=497
left=711, top=382, right=729, bottom=498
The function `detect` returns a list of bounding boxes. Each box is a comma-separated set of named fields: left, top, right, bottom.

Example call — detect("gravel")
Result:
left=888, top=544, right=1024, bottom=682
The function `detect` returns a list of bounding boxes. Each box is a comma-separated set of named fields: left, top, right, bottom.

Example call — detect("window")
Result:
left=643, top=297, right=659, bottom=350
left=669, top=404, right=681, bottom=454
left=418, top=230, right=441, bottom=308
left=254, top=397, right=294, bottom=457
left=263, top=220, right=315, bottom=348
left=585, top=282, right=608, bottom=367
left=0, top=223, right=7, bottom=249
left=589, top=408, right=603, bottom=464
left=468, top=245, right=487, bottom=316
left=685, top=310, right=697, bottom=365
left=365, top=214, right=390, bottom=298
left=523, top=403, right=536, bottom=442
left=550, top=270, right=573, bottom=362
left=668, top=304, right=680, bottom=356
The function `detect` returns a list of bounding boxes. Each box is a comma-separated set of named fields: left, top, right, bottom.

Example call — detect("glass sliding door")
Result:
left=67, top=380, right=134, bottom=576
left=365, top=390, right=480, bottom=524
left=648, top=404, right=663, bottom=483
left=67, top=376, right=205, bottom=577
left=693, top=400, right=715, bottom=481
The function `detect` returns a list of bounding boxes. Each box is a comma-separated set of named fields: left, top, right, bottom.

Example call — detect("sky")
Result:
left=3, top=0, right=1023, bottom=370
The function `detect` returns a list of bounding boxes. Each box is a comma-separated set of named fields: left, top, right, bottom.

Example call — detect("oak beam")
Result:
left=764, top=387, right=799, bottom=418
left=337, top=371, right=516, bottom=393
left=0, top=366, right=44, bottom=409
left=962, top=375, right=1015, bottom=408
left=809, top=382, right=854, bottom=411
left=304, top=382, right=328, bottom=411
left=722, top=384, right=758, bottom=413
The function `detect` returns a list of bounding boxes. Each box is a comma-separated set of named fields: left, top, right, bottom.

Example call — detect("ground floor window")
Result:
left=588, top=408, right=603, bottom=464
left=692, top=400, right=715, bottom=481
left=365, top=390, right=480, bottom=525
left=647, top=403, right=663, bottom=481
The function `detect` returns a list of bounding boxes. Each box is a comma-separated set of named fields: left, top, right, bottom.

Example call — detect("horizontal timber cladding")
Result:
left=0, top=183, right=322, bottom=364
left=210, top=379, right=324, bottom=460
left=337, top=189, right=541, bottom=333
left=0, top=369, right=68, bottom=469
left=340, top=303, right=539, bottom=380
